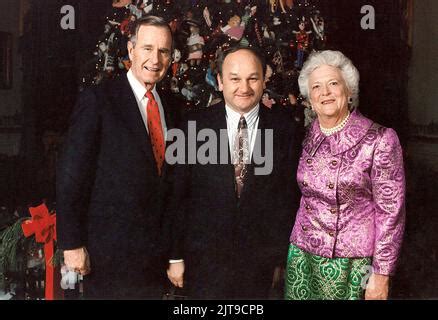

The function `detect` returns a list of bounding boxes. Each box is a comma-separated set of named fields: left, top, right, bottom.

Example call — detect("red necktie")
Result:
left=145, top=90, right=165, bottom=175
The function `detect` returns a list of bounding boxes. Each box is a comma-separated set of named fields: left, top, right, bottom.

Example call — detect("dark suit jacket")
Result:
left=163, top=102, right=300, bottom=299
left=56, top=74, right=180, bottom=299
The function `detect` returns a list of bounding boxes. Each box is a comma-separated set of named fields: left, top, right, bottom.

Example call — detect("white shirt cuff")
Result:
left=169, top=259, right=184, bottom=263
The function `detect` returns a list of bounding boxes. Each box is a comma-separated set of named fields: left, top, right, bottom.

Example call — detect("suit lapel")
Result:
left=240, top=106, right=265, bottom=203
left=109, top=75, right=157, bottom=175
left=208, top=102, right=232, bottom=164
left=158, top=87, right=176, bottom=132
left=207, top=103, right=235, bottom=193
left=160, top=90, right=181, bottom=179
left=239, top=106, right=271, bottom=202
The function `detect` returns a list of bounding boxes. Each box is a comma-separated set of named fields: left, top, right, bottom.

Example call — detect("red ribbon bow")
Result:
left=21, top=203, right=62, bottom=300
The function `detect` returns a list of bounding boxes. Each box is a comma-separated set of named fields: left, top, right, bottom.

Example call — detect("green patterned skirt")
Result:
left=285, top=243, right=371, bottom=300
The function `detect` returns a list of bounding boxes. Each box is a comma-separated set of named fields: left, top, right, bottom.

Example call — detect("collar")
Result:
left=225, top=103, right=260, bottom=129
left=127, top=69, right=158, bottom=101
left=303, top=109, right=374, bottom=156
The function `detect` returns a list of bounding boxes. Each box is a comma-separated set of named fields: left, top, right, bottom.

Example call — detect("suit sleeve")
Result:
left=371, top=128, right=406, bottom=276
left=162, top=116, right=192, bottom=260
left=269, top=111, right=301, bottom=266
left=56, top=89, right=101, bottom=250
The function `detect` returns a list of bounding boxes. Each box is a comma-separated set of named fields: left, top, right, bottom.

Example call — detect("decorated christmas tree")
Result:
left=81, top=0, right=326, bottom=117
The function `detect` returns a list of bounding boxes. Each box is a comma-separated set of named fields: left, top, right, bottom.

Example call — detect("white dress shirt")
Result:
left=126, top=69, right=167, bottom=139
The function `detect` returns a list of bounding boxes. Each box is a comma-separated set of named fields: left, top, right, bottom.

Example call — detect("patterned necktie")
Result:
left=145, top=90, right=165, bottom=176
left=234, top=115, right=249, bottom=198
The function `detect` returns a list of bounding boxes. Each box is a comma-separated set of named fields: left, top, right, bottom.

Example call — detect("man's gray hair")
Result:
left=129, top=15, right=173, bottom=48
left=298, top=50, right=360, bottom=108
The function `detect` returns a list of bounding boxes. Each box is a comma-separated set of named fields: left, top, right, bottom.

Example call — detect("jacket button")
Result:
left=302, top=226, right=308, bottom=231
left=306, top=158, right=312, bottom=164
left=305, top=205, right=311, bottom=211
left=328, top=183, right=334, bottom=189
left=330, top=208, right=337, bottom=214
left=328, top=232, right=335, bottom=237
left=331, top=160, right=338, bottom=166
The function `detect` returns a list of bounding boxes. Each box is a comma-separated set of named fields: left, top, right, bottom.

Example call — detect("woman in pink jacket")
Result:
left=285, top=50, right=406, bottom=300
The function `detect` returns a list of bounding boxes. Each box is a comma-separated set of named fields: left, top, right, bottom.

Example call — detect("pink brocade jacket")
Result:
left=290, top=110, right=406, bottom=275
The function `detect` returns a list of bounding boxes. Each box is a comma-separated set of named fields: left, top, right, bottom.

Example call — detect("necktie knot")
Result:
left=145, top=90, right=155, bottom=102
left=238, top=116, right=247, bottom=130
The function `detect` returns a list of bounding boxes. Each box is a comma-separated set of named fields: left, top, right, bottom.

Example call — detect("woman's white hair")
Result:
left=298, top=50, right=360, bottom=108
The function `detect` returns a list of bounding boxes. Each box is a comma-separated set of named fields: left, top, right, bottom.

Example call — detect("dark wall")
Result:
left=320, top=0, right=410, bottom=144
left=0, top=0, right=23, bottom=156
left=7, top=0, right=109, bottom=206
left=22, top=0, right=107, bottom=137
left=0, top=0, right=22, bottom=114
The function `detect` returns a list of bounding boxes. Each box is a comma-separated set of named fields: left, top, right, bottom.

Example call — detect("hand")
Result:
left=167, top=261, right=184, bottom=288
left=63, top=247, right=91, bottom=276
left=365, top=273, right=389, bottom=300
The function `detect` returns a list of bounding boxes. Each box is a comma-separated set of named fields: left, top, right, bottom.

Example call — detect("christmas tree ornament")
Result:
left=310, top=9, right=325, bottom=50
left=293, top=17, right=311, bottom=69
left=186, top=21, right=205, bottom=67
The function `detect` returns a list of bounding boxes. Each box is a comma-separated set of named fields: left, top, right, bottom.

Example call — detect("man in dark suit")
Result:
left=164, top=46, right=299, bottom=299
left=56, top=16, right=177, bottom=299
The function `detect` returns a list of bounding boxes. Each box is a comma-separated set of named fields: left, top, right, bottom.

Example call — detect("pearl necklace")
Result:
left=320, top=111, right=351, bottom=136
